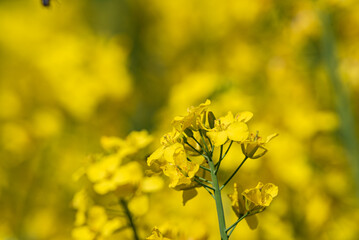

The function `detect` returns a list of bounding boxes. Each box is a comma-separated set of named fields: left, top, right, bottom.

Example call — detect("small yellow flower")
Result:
left=207, top=111, right=253, bottom=147
left=228, top=183, right=259, bottom=229
left=162, top=161, right=199, bottom=189
left=93, top=161, right=143, bottom=196
left=242, top=182, right=278, bottom=213
left=241, top=132, right=278, bottom=159
left=171, top=99, right=211, bottom=132
left=147, top=129, right=200, bottom=190
left=147, top=130, right=182, bottom=168
left=101, top=130, right=153, bottom=155
left=72, top=205, right=124, bottom=240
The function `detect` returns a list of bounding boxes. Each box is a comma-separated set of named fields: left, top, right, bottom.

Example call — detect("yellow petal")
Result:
left=228, top=183, right=245, bottom=217
left=235, top=111, right=253, bottom=123
left=219, top=111, right=234, bottom=126
left=147, top=147, right=165, bottom=166
left=227, top=122, right=249, bottom=142
left=261, top=183, right=278, bottom=206
left=242, top=187, right=262, bottom=208
left=265, top=133, right=279, bottom=143
left=207, top=130, right=228, bottom=147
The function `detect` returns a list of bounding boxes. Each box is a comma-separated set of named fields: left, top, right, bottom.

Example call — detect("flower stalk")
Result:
left=208, top=155, right=228, bottom=240
left=120, top=199, right=139, bottom=240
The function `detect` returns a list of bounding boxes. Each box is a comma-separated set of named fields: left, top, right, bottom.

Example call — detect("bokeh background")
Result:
left=1, top=0, right=359, bottom=239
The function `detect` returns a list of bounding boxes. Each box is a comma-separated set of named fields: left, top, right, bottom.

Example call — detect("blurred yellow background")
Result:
left=0, top=0, right=359, bottom=239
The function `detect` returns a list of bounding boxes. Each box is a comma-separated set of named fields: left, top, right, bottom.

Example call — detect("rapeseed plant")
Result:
left=147, top=100, right=278, bottom=239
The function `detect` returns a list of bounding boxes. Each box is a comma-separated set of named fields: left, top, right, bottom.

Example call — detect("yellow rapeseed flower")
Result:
left=171, top=99, right=211, bottom=132
left=242, top=182, right=278, bottom=213
left=241, top=132, right=278, bottom=159
left=147, top=130, right=200, bottom=189
left=207, top=111, right=253, bottom=147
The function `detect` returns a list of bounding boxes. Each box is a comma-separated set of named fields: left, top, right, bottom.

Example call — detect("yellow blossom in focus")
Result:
left=241, top=132, right=278, bottom=159
left=242, top=182, right=278, bottom=213
left=147, top=130, right=182, bottom=168
left=207, top=111, right=253, bottom=147
left=228, top=183, right=259, bottom=229
left=148, top=132, right=199, bottom=189
left=171, top=99, right=211, bottom=132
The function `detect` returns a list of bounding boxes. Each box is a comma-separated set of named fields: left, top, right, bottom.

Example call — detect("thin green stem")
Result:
left=199, top=165, right=211, bottom=172
left=203, top=186, right=215, bottom=199
left=206, top=135, right=213, bottom=150
left=220, top=156, right=248, bottom=190
left=214, top=145, right=224, bottom=174
left=216, top=145, right=224, bottom=167
left=194, top=178, right=215, bottom=191
left=195, top=175, right=213, bottom=185
left=199, top=130, right=210, bottom=156
left=120, top=199, right=139, bottom=240
left=191, top=136, right=204, bottom=150
left=185, top=142, right=204, bottom=156
left=221, top=141, right=233, bottom=161
left=226, top=212, right=249, bottom=237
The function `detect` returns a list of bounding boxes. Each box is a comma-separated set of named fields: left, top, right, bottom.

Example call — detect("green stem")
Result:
left=220, top=157, right=248, bottom=190
left=215, top=141, right=233, bottom=175
left=320, top=11, right=359, bottom=195
left=215, top=145, right=224, bottom=168
left=185, top=142, right=204, bottom=157
left=203, top=186, right=215, bottom=199
left=221, top=141, right=233, bottom=161
left=226, top=212, right=249, bottom=237
left=199, top=130, right=227, bottom=239
left=195, top=175, right=213, bottom=185
left=191, top=136, right=204, bottom=150
left=194, top=178, right=215, bottom=191
left=120, top=199, right=139, bottom=240
left=208, top=156, right=228, bottom=240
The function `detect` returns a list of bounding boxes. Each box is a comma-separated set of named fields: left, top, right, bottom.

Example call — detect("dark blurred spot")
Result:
left=42, top=0, right=50, bottom=7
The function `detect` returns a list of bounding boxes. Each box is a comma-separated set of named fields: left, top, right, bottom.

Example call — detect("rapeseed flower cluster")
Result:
left=147, top=100, right=278, bottom=239
left=72, top=131, right=163, bottom=240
